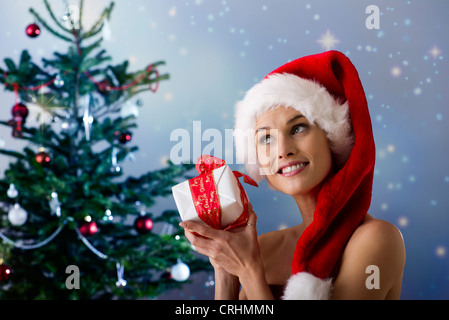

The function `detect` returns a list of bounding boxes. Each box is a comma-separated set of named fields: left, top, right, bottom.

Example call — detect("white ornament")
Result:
left=7, top=184, right=18, bottom=198
left=54, top=74, right=65, bottom=88
left=49, top=192, right=62, bottom=217
left=61, top=117, right=78, bottom=134
left=115, top=262, right=127, bottom=288
left=62, top=5, right=80, bottom=29
left=82, top=96, right=93, bottom=141
left=8, top=203, right=28, bottom=226
left=170, top=259, right=190, bottom=282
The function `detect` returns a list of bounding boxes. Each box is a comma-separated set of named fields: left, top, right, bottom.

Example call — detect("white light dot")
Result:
left=387, top=144, right=395, bottom=153
left=179, top=47, right=188, bottom=56
left=413, top=87, right=422, bottom=95
left=168, top=6, right=177, bottom=17
left=398, top=216, right=409, bottom=227
left=164, top=92, right=174, bottom=101
left=391, top=66, right=402, bottom=77
left=435, top=246, right=446, bottom=258
left=313, top=14, right=320, bottom=20
left=380, top=203, right=389, bottom=211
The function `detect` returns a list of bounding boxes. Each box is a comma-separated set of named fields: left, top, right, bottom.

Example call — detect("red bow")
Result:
left=189, top=155, right=258, bottom=230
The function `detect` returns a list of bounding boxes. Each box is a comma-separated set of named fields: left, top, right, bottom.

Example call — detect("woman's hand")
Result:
left=179, top=204, right=263, bottom=279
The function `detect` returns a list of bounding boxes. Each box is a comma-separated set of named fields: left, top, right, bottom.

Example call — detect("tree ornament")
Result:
left=9, top=102, right=29, bottom=138
left=49, top=192, right=61, bottom=217
left=35, top=148, right=51, bottom=165
left=110, top=147, right=121, bottom=173
left=170, top=259, right=190, bottom=282
left=134, top=214, right=153, bottom=234
left=53, top=74, right=65, bottom=88
left=79, top=220, right=98, bottom=237
left=8, top=203, right=28, bottom=226
left=116, top=131, right=132, bottom=144
left=7, top=184, right=18, bottom=198
left=82, top=95, right=93, bottom=141
left=115, top=262, right=127, bottom=288
left=161, top=268, right=173, bottom=280
left=25, top=23, right=41, bottom=38
left=103, top=209, right=113, bottom=222
left=0, top=260, right=12, bottom=281
left=61, top=5, right=80, bottom=29
left=61, top=117, right=78, bottom=134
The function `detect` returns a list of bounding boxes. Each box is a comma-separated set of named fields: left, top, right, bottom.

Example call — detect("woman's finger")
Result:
left=179, top=221, right=221, bottom=240
left=246, top=203, right=257, bottom=227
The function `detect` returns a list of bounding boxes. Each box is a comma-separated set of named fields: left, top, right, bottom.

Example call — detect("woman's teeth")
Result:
left=280, top=162, right=308, bottom=174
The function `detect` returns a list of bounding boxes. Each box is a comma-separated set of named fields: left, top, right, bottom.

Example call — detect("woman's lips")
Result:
left=277, top=161, right=310, bottom=177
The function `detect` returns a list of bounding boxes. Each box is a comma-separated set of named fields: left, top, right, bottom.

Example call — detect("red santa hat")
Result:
left=234, top=51, right=376, bottom=299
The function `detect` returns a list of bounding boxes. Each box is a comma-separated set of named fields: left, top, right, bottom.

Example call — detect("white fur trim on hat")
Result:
left=282, top=272, right=333, bottom=300
left=234, top=73, right=354, bottom=183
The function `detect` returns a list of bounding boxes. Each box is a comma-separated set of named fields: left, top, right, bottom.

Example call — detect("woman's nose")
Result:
left=277, top=135, right=296, bottom=159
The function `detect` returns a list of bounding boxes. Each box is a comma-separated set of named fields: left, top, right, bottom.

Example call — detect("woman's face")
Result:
left=255, top=106, right=333, bottom=196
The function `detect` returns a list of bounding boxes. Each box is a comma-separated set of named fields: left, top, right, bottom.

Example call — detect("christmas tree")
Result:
left=0, top=0, right=209, bottom=299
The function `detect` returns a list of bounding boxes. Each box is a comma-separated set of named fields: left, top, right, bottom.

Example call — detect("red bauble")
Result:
left=10, top=103, right=29, bottom=138
left=118, top=131, right=132, bottom=144
left=79, top=221, right=98, bottom=237
left=12, top=103, right=29, bottom=120
left=35, top=151, right=51, bottom=165
left=134, top=215, right=153, bottom=234
left=0, top=263, right=12, bottom=281
left=26, top=23, right=41, bottom=38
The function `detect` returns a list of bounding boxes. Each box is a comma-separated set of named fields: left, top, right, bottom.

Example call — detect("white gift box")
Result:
left=172, top=165, right=245, bottom=229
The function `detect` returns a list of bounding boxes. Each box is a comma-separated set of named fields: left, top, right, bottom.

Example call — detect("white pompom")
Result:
left=282, top=272, right=333, bottom=300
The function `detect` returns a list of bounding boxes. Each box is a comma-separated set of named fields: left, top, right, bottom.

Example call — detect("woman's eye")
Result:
left=259, top=135, right=271, bottom=145
left=292, top=124, right=307, bottom=134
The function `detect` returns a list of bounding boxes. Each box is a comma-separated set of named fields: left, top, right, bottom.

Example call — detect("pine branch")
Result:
left=82, top=2, right=115, bottom=40
left=0, top=149, right=27, bottom=160
left=79, top=0, right=85, bottom=32
left=29, top=8, right=73, bottom=43
left=42, top=0, right=73, bottom=35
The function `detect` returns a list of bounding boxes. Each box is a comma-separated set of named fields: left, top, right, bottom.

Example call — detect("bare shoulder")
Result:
left=349, top=216, right=405, bottom=253
left=333, top=215, right=406, bottom=299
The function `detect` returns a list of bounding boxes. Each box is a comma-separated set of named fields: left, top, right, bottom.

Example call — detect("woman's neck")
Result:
left=293, top=184, right=322, bottom=228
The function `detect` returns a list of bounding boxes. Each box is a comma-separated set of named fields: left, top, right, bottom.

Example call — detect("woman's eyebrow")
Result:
left=256, top=126, right=270, bottom=133
left=286, top=114, right=305, bottom=125
left=256, top=115, right=305, bottom=133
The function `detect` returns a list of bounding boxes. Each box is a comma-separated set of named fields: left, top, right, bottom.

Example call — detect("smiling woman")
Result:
left=254, top=107, right=333, bottom=195
left=180, top=50, right=405, bottom=300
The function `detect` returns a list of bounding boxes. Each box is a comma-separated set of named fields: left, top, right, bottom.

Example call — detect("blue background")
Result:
left=0, top=0, right=448, bottom=299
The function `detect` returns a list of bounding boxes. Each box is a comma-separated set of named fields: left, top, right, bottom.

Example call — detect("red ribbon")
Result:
left=189, top=155, right=258, bottom=231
